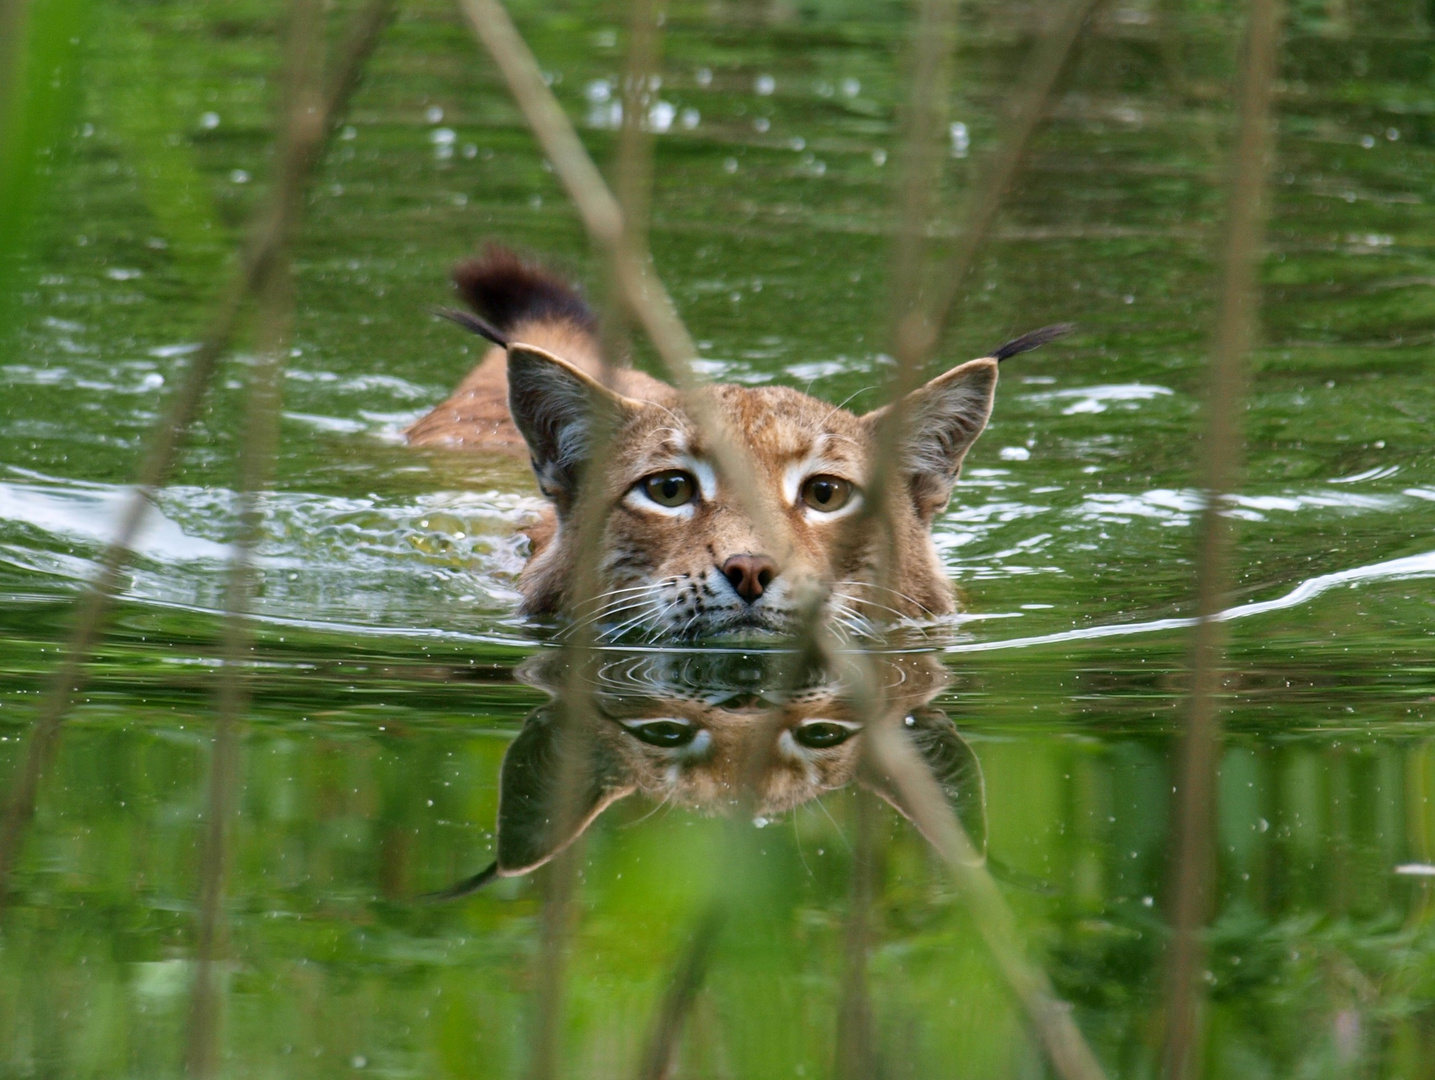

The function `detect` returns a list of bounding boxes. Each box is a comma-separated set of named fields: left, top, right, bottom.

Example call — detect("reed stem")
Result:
left=1160, top=0, right=1283, bottom=1075
left=0, top=0, right=394, bottom=910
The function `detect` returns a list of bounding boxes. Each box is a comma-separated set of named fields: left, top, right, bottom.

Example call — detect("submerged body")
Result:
left=409, top=247, right=1065, bottom=639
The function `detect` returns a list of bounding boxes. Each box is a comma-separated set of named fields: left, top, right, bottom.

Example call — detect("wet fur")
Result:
left=408, top=246, right=1065, bottom=638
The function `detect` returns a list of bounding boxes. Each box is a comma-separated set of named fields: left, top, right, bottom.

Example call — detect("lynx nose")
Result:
left=721, top=554, right=778, bottom=604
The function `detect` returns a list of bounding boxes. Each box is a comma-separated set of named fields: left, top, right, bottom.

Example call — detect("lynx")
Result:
left=409, top=247, right=1066, bottom=639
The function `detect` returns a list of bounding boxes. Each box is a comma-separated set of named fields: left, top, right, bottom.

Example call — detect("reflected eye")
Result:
left=793, top=721, right=857, bottom=749
left=639, top=470, right=698, bottom=508
left=800, top=474, right=854, bottom=512
left=626, top=720, right=697, bottom=747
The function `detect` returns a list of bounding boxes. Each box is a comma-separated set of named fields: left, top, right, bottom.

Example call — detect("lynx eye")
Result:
left=639, top=470, right=698, bottom=508
left=625, top=719, right=697, bottom=747
left=793, top=720, right=858, bottom=749
left=800, top=474, right=853, bottom=513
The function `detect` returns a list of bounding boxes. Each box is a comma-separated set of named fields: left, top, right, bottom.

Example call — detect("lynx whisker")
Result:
left=831, top=580, right=939, bottom=621
left=563, top=597, right=657, bottom=639
left=607, top=596, right=682, bottom=640
left=599, top=605, right=656, bottom=634
left=571, top=583, right=666, bottom=614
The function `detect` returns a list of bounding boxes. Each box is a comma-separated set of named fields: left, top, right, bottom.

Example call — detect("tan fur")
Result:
left=409, top=256, right=1016, bottom=639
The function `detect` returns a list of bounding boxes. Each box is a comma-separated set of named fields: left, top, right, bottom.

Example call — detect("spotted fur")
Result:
left=409, top=249, right=1066, bottom=639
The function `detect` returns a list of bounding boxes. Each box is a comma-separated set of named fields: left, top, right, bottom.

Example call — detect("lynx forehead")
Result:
left=408, top=245, right=1067, bottom=640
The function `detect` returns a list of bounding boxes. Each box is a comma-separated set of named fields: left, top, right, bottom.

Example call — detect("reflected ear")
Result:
left=495, top=704, right=634, bottom=876
left=506, top=343, right=645, bottom=508
left=862, top=358, right=998, bottom=519
left=860, top=707, right=987, bottom=864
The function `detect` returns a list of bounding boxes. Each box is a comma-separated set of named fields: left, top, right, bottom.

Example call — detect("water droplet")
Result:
left=950, top=121, right=969, bottom=157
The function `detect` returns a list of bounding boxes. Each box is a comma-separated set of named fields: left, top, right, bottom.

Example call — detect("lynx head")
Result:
left=421, top=247, right=1066, bottom=640
left=507, top=338, right=1051, bottom=640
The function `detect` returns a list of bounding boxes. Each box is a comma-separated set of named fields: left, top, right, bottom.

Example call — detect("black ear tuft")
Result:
left=992, top=323, right=1073, bottom=362
left=418, top=861, right=499, bottom=903
left=435, top=306, right=509, bottom=347
left=452, top=244, right=598, bottom=335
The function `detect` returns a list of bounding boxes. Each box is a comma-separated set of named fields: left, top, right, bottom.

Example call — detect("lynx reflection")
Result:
left=432, top=650, right=985, bottom=899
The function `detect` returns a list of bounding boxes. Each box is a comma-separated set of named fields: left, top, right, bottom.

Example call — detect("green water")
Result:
left=4, top=0, right=1435, bottom=1075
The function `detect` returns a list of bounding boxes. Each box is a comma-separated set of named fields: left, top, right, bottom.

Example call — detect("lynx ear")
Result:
left=507, top=343, right=644, bottom=509
left=862, top=358, right=998, bottom=519
left=495, top=704, right=634, bottom=877
left=860, top=707, right=987, bottom=865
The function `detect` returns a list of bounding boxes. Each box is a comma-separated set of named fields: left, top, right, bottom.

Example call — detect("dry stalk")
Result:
left=905, top=0, right=1099, bottom=367
left=890, top=0, right=956, bottom=386
left=825, top=6, right=960, bottom=1068
left=183, top=243, right=297, bottom=1080
left=822, top=2, right=1109, bottom=1072
left=528, top=840, right=582, bottom=1080
left=455, top=0, right=789, bottom=564
left=181, top=1, right=326, bottom=1073
left=451, top=3, right=700, bottom=1074
left=0, top=0, right=395, bottom=908
left=831, top=0, right=1094, bottom=620
left=602, top=0, right=665, bottom=365
left=1160, top=0, right=1283, bottom=1077
left=862, top=699, right=1108, bottom=1080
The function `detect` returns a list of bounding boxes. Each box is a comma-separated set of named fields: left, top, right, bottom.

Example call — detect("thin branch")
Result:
left=181, top=0, right=325, bottom=1072
left=864, top=713, right=1108, bottom=1080
left=1161, top=0, right=1283, bottom=1077
left=451, top=4, right=687, bottom=1074
left=455, top=0, right=792, bottom=566
left=889, top=0, right=956, bottom=390
left=615, top=0, right=662, bottom=270
left=0, top=0, right=395, bottom=909
left=901, top=0, right=1099, bottom=368
left=830, top=0, right=1093, bottom=622
left=529, top=840, right=582, bottom=1080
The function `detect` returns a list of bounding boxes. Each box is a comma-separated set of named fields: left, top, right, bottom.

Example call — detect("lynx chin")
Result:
left=408, top=245, right=1068, bottom=641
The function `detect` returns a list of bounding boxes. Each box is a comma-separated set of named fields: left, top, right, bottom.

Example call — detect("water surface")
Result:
left=3, top=0, right=1435, bottom=1076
